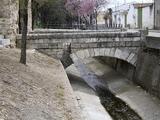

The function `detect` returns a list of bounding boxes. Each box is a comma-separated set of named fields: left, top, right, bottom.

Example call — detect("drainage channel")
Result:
left=96, top=86, right=142, bottom=120
left=66, top=58, right=142, bottom=120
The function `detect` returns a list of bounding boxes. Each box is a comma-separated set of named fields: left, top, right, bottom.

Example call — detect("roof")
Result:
left=133, top=3, right=153, bottom=8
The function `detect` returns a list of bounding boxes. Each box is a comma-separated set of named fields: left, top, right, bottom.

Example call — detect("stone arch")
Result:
left=70, top=48, right=137, bottom=67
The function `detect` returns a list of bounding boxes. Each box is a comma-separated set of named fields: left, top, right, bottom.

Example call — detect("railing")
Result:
left=34, top=24, right=123, bottom=30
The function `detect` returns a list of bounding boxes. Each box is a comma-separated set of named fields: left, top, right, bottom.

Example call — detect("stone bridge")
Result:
left=17, top=30, right=143, bottom=67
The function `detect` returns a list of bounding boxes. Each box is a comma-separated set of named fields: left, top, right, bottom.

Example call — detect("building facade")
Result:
left=111, top=2, right=154, bottom=29
left=154, top=0, right=160, bottom=29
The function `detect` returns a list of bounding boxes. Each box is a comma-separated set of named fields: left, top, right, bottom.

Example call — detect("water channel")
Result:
left=66, top=57, right=142, bottom=120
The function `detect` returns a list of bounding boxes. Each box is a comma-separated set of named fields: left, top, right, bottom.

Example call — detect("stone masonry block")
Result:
left=119, top=41, right=126, bottom=47
left=90, top=38, right=97, bottom=42
left=88, top=49, right=95, bottom=57
left=99, top=48, right=106, bottom=56
left=127, top=53, right=135, bottom=62
left=133, top=37, right=140, bottom=41
left=132, top=41, right=141, bottom=47
left=70, top=53, right=78, bottom=61
left=76, top=50, right=85, bottom=59
left=88, top=43, right=97, bottom=48
left=94, top=48, right=100, bottom=56
left=120, top=50, right=130, bottom=60
left=81, top=44, right=89, bottom=48
left=130, top=55, right=137, bottom=65
left=114, top=48, right=122, bottom=59
left=71, top=43, right=81, bottom=49
left=83, top=49, right=90, bottom=58
left=104, top=48, right=110, bottom=56
left=109, top=48, right=116, bottom=57
left=125, top=41, right=132, bottom=47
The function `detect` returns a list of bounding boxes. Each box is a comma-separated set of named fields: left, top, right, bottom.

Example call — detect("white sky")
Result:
left=108, top=0, right=154, bottom=7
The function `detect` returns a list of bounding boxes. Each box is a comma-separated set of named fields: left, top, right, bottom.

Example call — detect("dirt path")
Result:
left=0, top=48, right=81, bottom=120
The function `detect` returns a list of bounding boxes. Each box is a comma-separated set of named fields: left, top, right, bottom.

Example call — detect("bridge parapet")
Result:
left=17, top=31, right=141, bottom=49
left=16, top=31, right=142, bottom=64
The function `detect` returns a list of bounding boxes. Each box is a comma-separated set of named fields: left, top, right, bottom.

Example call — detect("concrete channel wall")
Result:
left=95, top=34, right=160, bottom=99
left=134, top=34, right=160, bottom=99
left=135, top=48, right=160, bottom=98
left=97, top=56, right=136, bottom=82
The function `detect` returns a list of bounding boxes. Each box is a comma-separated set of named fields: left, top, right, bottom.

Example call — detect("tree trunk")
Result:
left=95, top=10, right=98, bottom=30
left=20, top=0, right=28, bottom=64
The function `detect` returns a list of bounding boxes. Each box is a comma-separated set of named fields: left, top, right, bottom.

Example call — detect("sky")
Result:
left=108, top=0, right=154, bottom=7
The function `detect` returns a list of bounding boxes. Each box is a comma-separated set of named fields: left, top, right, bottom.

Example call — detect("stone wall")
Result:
left=155, top=0, right=160, bottom=29
left=135, top=48, right=160, bottom=98
left=0, top=0, right=19, bottom=45
left=16, top=31, right=142, bottom=58
left=97, top=57, right=136, bottom=81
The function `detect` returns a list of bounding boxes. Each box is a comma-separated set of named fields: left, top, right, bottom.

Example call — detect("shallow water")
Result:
left=68, top=57, right=142, bottom=120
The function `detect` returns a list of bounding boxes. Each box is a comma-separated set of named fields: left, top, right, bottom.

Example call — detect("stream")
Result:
left=66, top=57, right=142, bottom=120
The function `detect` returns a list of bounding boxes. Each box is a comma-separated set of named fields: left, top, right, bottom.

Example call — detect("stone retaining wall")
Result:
left=135, top=35, right=160, bottom=99
left=0, top=0, right=19, bottom=45
left=97, top=56, right=136, bottom=81
left=135, top=48, right=160, bottom=99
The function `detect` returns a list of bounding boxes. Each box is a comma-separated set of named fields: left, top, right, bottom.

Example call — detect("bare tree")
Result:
left=20, top=0, right=28, bottom=64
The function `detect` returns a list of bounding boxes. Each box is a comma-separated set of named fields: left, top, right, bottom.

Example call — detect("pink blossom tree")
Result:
left=65, top=0, right=109, bottom=29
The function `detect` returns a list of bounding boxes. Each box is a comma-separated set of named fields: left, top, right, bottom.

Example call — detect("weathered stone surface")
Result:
left=76, top=51, right=85, bottom=59
left=109, top=48, right=116, bottom=57
left=88, top=49, right=95, bottom=57
left=146, top=35, right=160, bottom=50
left=99, top=48, right=106, bottom=56
left=127, top=53, right=135, bottom=62
left=18, top=31, right=141, bottom=68
left=120, top=49, right=130, bottom=60
left=130, top=55, right=137, bottom=65
left=94, top=48, right=100, bottom=56
left=83, top=49, right=90, bottom=58
left=135, top=48, right=160, bottom=99
left=0, top=0, right=19, bottom=45
left=104, top=48, right=111, bottom=56
left=114, top=48, right=122, bottom=59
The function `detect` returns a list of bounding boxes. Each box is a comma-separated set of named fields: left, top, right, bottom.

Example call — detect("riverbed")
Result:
left=66, top=57, right=160, bottom=120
